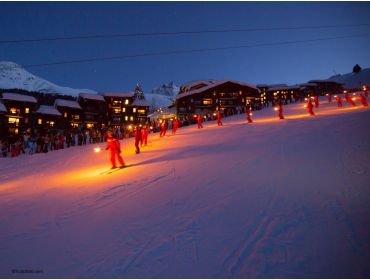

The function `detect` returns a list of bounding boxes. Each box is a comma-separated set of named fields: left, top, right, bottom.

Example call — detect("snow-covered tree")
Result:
left=134, top=83, right=145, bottom=100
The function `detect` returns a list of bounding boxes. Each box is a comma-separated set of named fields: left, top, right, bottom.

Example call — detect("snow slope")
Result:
left=329, top=68, right=370, bottom=89
left=0, top=61, right=97, bottom=97
left=0, top=97, right=369, bottom=278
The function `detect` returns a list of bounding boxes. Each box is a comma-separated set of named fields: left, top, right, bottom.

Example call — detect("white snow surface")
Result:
left=146, top=93, right=174, bottom=110
left=35, top=105, right=62, bottom=116
left=0, top=61, right=97, bottom=97
left=0, top=97, right=369, bottom=278
left=329, top=68, right=370, bottom=89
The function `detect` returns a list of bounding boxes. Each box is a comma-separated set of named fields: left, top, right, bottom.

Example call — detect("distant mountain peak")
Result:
left=0, top=61, right=97, bottom=97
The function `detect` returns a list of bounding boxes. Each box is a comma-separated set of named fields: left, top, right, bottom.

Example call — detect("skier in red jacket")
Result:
left=276, top=104, right=284, bottom=119
left=106, top=131, right=125, bottom=169
left=134, top=126, right=142, bottom=154
left=216, top=111, right=223, bottom=126
left=336, top=96, right=342, bottom=107
left=348, top=96, right=356, bottom=107
left=160, top=121, right=167, bottom=137
left=359, top=94, right=368, bottom=107
left=197, top=115, right=203, bottom=129
left=313, top=96, right=319, bottom=108
left=172, top=119, right=179, bottom=134
left=246, top=108, right=253, bottom=123
left=141, top=126, right=148, bottom=146
left=307, top=98, right=315, bottom=115
left=327, top=93, right=332, bottom=103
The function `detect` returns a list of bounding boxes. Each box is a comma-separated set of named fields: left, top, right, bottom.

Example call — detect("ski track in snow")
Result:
left=0, top=96, right=370, bottom=278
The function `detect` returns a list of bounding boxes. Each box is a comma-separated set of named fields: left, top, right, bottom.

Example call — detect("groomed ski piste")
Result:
left=0, top=95, right=369, bottom=278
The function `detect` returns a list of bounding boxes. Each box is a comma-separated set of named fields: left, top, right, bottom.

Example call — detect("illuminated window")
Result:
left=10, top=108, right=18, bottom=114
left=86, top=123, right=94, bottom=128
left=8, top=117, right=19, bottom=124
left=125, top=116, right=128, bottom=121
left=130, top=116, right=134, bottom=121
left=71, top=123, right=79, bottom=128
left=38, top=118, right=42, bottom=125
left=122, top=107, right=126, bottom=113
left=25, top=108, right=30, bottom=114
left=125, top=99, right=129, bottom=105
left=138, top=109, right=145, bottom=114
left=47, top=121, right=55, bottom=127
left=72, top=115, right=80, bottom=120
left=64, top=112, right=68, bottom=118
left=133, top=108, right=137, bottom=113
left=114, top=108, right=121, bottom=114
left=203, top=99, right=212, bottom=105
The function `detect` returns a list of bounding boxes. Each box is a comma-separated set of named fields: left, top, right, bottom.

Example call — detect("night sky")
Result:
left=1, top=1, right=369, bottom=93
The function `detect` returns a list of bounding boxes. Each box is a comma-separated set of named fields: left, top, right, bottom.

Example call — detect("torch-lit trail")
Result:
left=0, top=96, right=370, bottom=278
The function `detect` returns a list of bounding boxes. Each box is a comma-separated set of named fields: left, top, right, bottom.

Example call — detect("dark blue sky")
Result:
left=1, top=2, right=369, bottom=93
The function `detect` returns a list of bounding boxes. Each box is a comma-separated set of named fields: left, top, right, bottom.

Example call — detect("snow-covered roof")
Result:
left=268, top=85, right=301, bottom=91
left=54, top=99, right=82, bottom=110
left=308, top=79, right=343, bottom=84
left=130, top=99, right=149, bottom=107
left=1, top=92, right=37, bottom=103
left=175, top=80, right=258, bottom=101
left=35, top=105, right=62, bottom=116
left=299, top=83, right=318, bottom=87
left=79, top=92, right=105, bottom=102
left=101, top=92, right=134, bottom=98
left=0, top=102, right=6, bottom=112
left=256, top=83, right=287, bottom=88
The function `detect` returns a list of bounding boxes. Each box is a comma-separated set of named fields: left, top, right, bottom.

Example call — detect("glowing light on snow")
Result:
left=94, top=147, right=101, bottom=153
left=128, top=125, right=132, bottom=130
left=352, top=97, right=356, bottom=101
left=274, top=107, right=278, bottom=111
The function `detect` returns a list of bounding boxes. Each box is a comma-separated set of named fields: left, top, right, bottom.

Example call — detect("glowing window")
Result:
left=125, top=99, right=129, bottom=105
left=138, top=109, right=145, bottom=114
left=125, top=116, right=128, bottom=121
left=114, top=108, right=121, bottom=114
left=25, top=108, right=30, bottom=114
left=64, top=112, right=68, bottom=118
left=10, top=108, right=18, bottom=114
left=133, top=108, right=137, bottom=113
left=38, top=118, right=42, bottom=125
left=86, top=123, right=94, bottom=128
left=122, top=107, right=126, bottom=113
left=130, top=116, right=134, bottom=121
left=8, top=117, right=19, bottom=124
left=203, top=99, right=212, bottom=105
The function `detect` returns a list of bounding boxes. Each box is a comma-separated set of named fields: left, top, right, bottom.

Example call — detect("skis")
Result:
left=99, top=165, right=128, bottom=175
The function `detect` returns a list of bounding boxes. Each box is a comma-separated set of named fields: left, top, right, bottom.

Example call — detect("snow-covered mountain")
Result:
left=145, top=82, right=179, bottom=110
left=0, top=61, right=97, bottom=96
left=151, top=81, right=179, bottom=97
left=328, top=68, right=370, bottom=89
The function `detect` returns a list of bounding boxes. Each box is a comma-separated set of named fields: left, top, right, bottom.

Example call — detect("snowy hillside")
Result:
left=0, top=97, right=369, bottom=278
left=329, top=68, right=370, bottom=89
left=0, top=61, right=97, bottom=97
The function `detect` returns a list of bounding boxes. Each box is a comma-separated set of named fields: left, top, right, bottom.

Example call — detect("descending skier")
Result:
left=313, top=96, right=319, bottom=108
left=134, top=126, right=142, bottom=154
left=246, top=108, right=253, bottom=123
left=276, top=104, right=284, bottom=119
left=336, top=96, right=343, bottom=107
left=160, top=121, right=167, bottom=137
left=216, top=111, right=223, bottom=126
left=359, top=94, right=368, bottom=107
left=105, top=131, right=125, bottom=169
left=307, top=98, right=315, bottom=115
left=172, top=118, right=179, bottom=135
left=141, top=126, right=148, bottom=146
left=197, top=115, right=203, bottom=129
left=348, top=96, right=356, bottom=107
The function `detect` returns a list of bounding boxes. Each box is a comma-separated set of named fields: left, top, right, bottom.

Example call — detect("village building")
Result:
left=33, top=105, right=62, bottom=134
left=54, top=99, right=83, bottom=130
left=0, top=102, right=7, bottom=137
left=78, top=93, right=108, bottom=130
left=0, top=92, right=38, bottom=135
left=307, top=80, right=343, bottom=95
left=101, top=92, right=135, bottom=127
left=175, top=80, right=260, bottom=120
left=267, top=85, right=303, bottom=105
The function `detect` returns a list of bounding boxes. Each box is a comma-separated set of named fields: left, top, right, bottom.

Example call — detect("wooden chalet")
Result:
left=0, top=101, right=7, bottom=138
left=175, top=80, right=260, bottom=119
left=54, top=99, right=83, bottom=130
left=130, top=98, right=150, bottom=124
left=78, top=93, right=107, bottom=130
left=101, top=92, right=135, bottom=127
left=33, top=105, right=62, bottom=134
left=307, top=80, right=343, bottom=95
left=1, top=92, right=38, bottom=135
left=267, top=85, right=303, bottom=105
